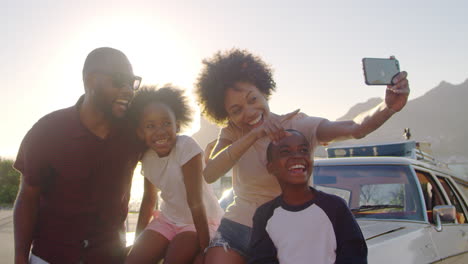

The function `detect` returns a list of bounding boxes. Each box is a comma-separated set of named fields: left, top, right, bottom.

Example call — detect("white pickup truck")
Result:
left=315, top=141, right=468, bottom=263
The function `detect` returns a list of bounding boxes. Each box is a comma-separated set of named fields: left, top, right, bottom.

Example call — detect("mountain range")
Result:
left=193, top=79, right=468, bottom=163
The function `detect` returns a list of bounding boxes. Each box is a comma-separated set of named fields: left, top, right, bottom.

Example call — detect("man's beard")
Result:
left=93, top=85, right=121, bottom=122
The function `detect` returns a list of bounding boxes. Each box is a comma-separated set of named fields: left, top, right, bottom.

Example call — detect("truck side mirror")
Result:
left=433, top=205, right=456, bottom=232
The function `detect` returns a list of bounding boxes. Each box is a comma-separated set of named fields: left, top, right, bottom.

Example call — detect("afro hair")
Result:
left=195, top=49, right=276, bottom=125
left=129, top=85, right=193, bottom=131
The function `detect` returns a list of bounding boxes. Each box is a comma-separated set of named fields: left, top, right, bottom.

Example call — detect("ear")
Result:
left=266, top=161, right=274, bottom=175
left=136, top=127, right=144, bottom=140
left=176, top=123, right=181, bottom=133
left=84, top=73, right=97, bottom=94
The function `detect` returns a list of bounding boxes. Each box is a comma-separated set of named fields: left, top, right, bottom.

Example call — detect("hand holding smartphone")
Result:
left=362, top=57, right=400, bottom=85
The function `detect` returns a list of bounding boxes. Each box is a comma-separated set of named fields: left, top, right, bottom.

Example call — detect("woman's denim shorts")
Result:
left=207, top=217, right=252, bottom=258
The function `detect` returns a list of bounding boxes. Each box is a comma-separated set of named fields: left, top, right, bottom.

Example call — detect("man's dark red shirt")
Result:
left=14, top=97, right=144, bottom=263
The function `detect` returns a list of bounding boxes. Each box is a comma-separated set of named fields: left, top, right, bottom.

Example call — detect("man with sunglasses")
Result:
left=13, top=47, right=144, bottom=264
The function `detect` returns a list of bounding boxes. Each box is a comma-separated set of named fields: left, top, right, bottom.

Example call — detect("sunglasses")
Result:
left=111, top=73, right=142, bottom=91
left=95, top=71, right=142, bottom=91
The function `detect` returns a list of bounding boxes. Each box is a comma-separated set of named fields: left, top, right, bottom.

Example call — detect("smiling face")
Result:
left=267, top=131, right=313, bottom=186
left=224, top=82, right=270, bottom=131
left=84, top=48, right=136, bottom=120
left=91, top=72, right=134, bottom=119
left=137, top=102, right=179, bottom=157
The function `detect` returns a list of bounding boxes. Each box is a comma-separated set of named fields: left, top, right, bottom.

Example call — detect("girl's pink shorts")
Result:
left=145, top=211, right=219, bottom=241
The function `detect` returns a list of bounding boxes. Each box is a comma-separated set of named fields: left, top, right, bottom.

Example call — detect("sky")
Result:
left=2, top=0, right=468, bottom=159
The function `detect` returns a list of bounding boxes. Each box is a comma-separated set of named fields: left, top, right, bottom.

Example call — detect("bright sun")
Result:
left=81, top=18, right=203, bottom=203
left=77, top=16, right=202, bottom=131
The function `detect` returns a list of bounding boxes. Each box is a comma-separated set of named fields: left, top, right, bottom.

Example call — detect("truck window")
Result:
left=436, top=176, right=467, bottom=224
left=415, top=170, right=446, bottom=223
left=452, top=177, right=468, bottom=200
left=313, top=165, right=424, bottom=221
left=359, top=183, right=405, bottom=209
left=315, top=185, right=351, bottom=205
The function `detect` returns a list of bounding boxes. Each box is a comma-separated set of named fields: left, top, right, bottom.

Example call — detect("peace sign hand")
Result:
left=253, top=109, right=300, bottom=143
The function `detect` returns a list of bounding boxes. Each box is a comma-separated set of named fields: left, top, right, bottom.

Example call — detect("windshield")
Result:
left=313, top=164, right=425, bottom=221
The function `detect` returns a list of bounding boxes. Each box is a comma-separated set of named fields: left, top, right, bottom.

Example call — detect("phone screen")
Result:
left=362, top=58, right=400, bottom=85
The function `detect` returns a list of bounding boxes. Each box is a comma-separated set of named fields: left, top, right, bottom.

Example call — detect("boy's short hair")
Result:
left=195, top=49, right=276, bottom=125
left=129, top=85, right=193, bottom=130
left=266, top=129, right=308, bottom=163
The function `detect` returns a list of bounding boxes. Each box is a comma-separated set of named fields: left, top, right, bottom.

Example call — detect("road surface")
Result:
left=0, top=210, right=140, bottom=263
left=0, top=210, right=14, bottom=263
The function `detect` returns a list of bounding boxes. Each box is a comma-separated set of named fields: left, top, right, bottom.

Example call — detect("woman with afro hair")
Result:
left=195, top=49, right=409, bottom=263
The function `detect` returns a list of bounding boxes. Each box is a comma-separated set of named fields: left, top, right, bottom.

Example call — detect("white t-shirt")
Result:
left=249, top=189, right=367, bottom=264
left=141, top=135, right=224, bottom=225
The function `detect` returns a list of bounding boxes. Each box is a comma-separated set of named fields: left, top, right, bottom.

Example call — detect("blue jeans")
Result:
left=208, top=218, right=252, bottom=258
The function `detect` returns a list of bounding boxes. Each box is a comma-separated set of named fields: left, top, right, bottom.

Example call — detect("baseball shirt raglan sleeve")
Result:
left=248, top=202, right=279, bottom=264
left=334, top=198, right=368, bottom=264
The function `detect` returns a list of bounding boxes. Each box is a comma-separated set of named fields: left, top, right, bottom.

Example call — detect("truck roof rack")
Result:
left=326, top=141, right=447, bottom=168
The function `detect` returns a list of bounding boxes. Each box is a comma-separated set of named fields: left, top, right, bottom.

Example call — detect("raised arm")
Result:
left=14, top=180, right=40, bottom=264
left=203, top=110, right=299, bottom=183
left=135, top=178, right=158, bottom=238
left=317, top=71, right=409, bottom=143
left=203, top=135, right=253, bottom=183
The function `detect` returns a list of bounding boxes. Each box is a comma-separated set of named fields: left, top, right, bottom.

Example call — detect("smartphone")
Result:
left=362, top=58, right=400, bottom=85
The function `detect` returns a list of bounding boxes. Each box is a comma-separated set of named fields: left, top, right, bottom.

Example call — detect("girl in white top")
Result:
left=126, top=86, right=223, bottom=264
left=195, top=49, right=410, bottom=263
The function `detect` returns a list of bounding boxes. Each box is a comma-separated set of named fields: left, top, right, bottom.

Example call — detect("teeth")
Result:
left=115, top=99, right=128, bottom=104
left=248, top=114, right=262, bottom=125
left=155, top=139, right=167, bottom=144
left=288, top=164, right=305, bottom=170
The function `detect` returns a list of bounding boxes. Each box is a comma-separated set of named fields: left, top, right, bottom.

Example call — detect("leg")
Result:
left=192, top=253, right=204, bottom=264
left=163, top=231, right=200, bottom=264
left=204, top=246, right=246, bottom=264
left=126, top=230, right=169, bottom=264
left=203, top=218, right=251, bottom=264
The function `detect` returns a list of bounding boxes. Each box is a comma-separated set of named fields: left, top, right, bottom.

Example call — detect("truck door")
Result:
left=417, top=169, right=468, bottom=261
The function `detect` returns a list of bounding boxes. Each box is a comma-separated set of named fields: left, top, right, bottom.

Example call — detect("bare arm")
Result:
left=203, top=134, right=256, bottom=183
left=317, top=102, right=396, bottom=142
left=317, top=71, right=409, bottom=143
left=203, top=110, right=300, bottom=183
left=182, top=153, right=210, bottom=251
left=135, top=178, right=158, bottom=238
left=14, top=180, right=40, bottom=264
